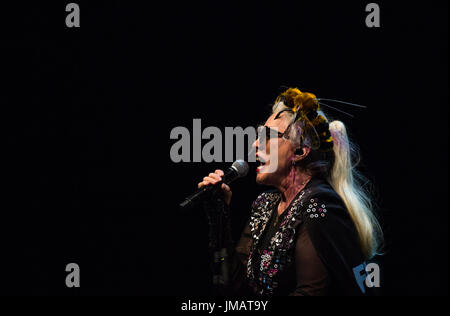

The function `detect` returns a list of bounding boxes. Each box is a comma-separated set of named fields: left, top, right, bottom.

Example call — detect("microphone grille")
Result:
left=232, top=160, right=249, bottom=178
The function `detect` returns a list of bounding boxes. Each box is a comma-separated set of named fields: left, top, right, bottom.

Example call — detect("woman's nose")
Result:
left=252, top=139, right=259, bottom=151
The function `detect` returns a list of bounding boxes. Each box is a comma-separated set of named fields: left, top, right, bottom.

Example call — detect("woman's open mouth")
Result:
left=256, top=154, right=268, bottom=173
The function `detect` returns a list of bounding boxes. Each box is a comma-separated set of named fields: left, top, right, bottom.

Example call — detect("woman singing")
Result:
left=199, top=87, right=383, bottom=296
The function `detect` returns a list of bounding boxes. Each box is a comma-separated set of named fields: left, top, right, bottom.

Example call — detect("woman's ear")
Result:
left=293, top=146, right=311, bottom=164
left=294, top=148, right=304, bottom=156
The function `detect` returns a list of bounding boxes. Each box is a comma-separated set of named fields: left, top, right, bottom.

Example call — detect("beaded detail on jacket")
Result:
left=247, top=189, right=313, bottom=296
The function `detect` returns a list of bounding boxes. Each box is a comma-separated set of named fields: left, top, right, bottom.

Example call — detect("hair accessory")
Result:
left=275, top=88, right=330, bottom=152
left=274, top=87, right=367, bottom=152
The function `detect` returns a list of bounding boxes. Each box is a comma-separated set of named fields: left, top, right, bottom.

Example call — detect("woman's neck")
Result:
left=277, top=168, right=312, bottom=214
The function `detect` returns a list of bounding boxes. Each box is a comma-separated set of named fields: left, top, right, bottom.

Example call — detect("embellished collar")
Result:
left=246, top=179, right=320, bottom=295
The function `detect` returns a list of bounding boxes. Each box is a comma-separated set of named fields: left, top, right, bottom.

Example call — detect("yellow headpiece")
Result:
left=275, top=88, right=333, bottom=152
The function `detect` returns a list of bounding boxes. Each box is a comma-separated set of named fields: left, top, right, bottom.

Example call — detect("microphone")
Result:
left=179, top=160, right=249, bottom=210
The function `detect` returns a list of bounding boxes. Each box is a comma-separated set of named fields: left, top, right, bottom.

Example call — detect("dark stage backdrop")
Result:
left=1, top=1, right=448, bottom=295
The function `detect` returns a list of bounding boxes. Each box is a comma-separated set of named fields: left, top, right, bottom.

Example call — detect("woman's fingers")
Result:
left=215, top=170, right=225, bottom=177
left=198, top=175, right=220, bottom=188
left=197, top=170, right=232, bottom=205
left=209, top=173, right=222, bottom=182
left=204, top=176, right=220, bottom=184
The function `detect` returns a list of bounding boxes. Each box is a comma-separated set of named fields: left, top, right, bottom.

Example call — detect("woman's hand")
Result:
left=198, top=169, right=232, bottom=206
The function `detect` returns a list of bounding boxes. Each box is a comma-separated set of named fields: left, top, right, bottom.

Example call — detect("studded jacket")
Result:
left=225, top=176, right=372, bottom=296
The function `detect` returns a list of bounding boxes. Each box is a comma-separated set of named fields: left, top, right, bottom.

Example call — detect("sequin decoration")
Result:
left=246, top=192, right=331, bottom=296
left=307, top=200, right=327, bottom=219
left=260, top=250, right=273, bottom=271
left=247, top=190, right=309, bottom=296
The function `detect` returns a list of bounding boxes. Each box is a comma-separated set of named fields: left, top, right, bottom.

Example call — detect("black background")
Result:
left=1, top=1, right=448, bottom=295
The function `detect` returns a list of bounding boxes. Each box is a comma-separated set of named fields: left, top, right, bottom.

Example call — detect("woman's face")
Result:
left=253, top=112, right=297, bottom=187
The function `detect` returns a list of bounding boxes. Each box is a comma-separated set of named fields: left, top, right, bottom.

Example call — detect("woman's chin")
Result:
left=256, top=173, right=269, bottom=185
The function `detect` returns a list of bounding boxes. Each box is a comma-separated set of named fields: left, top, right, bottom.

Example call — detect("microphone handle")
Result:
left=179, top=184, right=217, bottom=209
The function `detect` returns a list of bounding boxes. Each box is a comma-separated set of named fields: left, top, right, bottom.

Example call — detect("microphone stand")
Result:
left=203, top=186, right=230, bottom=296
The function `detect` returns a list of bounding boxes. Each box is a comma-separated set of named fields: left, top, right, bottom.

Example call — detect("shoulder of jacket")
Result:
left=301, top=181, right=348, bottom=222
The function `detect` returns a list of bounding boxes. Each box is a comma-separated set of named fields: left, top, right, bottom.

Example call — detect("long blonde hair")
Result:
left=273, top=100, right=383, bottom=259
left=328, top=120, right=383, bottom=259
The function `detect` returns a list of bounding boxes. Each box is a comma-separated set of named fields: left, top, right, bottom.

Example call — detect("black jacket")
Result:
left=214, top=176, right=378, bottom=296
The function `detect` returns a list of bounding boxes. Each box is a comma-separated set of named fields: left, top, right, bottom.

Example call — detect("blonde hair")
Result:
left=328, top=121, right=383, bottom=259
left=273, top=101, right=383, bottom=259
